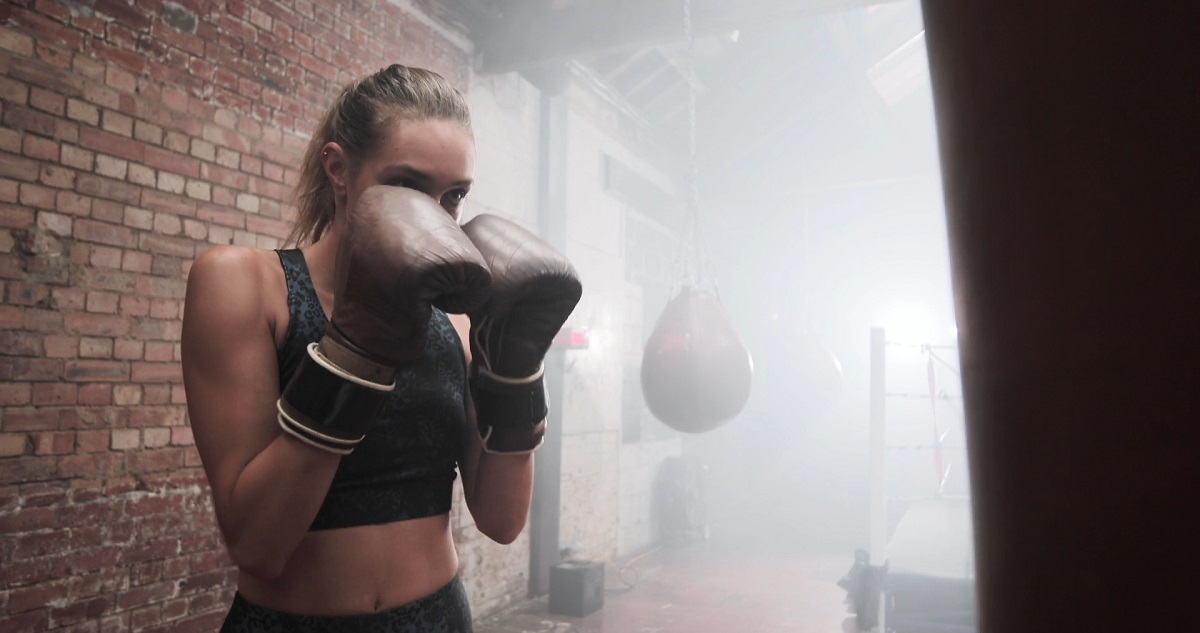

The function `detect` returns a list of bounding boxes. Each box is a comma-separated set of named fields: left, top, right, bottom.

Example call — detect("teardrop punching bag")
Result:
left=641, top=287, right=753, bottom=433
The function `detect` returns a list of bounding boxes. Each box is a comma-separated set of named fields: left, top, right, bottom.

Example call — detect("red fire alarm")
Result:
left=551, top=328, right=589, bottom=350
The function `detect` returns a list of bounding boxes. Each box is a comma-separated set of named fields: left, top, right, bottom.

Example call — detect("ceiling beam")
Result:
left=473, top=0, right=908, bottom=74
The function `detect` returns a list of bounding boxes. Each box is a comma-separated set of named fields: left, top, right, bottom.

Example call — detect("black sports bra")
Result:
left=275, top=249, right=465, bottom=531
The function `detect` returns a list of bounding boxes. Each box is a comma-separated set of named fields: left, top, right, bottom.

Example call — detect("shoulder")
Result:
left=189, top=244, right=276, bottom=280
left=184, top=246, right=283, bottom=338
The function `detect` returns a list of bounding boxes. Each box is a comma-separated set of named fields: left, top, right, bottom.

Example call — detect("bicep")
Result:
left=182, top=248, right=282, bottom=536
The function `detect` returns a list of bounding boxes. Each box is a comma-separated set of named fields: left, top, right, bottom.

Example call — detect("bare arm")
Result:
left=449, top=314, right=534, bottom=544
left=182, top=246, right=340, bottom=579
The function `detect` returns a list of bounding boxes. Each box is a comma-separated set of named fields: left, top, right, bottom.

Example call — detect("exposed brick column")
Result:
left=1, top=1, right=471, bottom=630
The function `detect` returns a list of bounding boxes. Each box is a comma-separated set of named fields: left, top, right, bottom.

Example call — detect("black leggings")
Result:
left=219, top=576, right=474, bottom=633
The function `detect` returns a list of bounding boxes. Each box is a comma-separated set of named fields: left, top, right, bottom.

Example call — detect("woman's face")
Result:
left=330, top=117, right=476, bottom=223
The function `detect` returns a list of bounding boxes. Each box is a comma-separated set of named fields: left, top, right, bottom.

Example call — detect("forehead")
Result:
left=370, top=118, right=475, bottom=177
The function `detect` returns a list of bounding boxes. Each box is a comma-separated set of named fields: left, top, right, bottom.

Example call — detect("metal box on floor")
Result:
left=548, top=560, right=604, bottom=617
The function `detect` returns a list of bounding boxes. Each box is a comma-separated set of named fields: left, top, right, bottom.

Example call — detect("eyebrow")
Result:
left=384, top=165, right=472, bottom=188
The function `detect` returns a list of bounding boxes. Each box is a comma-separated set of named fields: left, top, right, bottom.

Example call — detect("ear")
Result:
left=320, top=142, right=349, bottom=201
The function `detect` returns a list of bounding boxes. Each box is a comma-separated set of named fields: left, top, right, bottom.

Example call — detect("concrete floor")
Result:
left=475, top=536, right=858, bottom=633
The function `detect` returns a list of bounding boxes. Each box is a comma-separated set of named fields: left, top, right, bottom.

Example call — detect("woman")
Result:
left=182, top=64, right=581, bottom=631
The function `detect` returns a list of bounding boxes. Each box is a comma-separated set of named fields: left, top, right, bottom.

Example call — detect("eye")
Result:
left=387, top=178, right=417, bottom=189
left=443, top=189, right=469, bottom=205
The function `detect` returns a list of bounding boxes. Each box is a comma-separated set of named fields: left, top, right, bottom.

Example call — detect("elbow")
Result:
left=478, top=516, right=527, bottom=545
left=228, top=539, right=288, bottom=581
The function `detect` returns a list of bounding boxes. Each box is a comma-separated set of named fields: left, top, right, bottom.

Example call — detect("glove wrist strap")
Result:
left=471, top=364, right=549, bottom=454
left=278, top=343, right=394, bottom=455
left=320, top=334, right=397, bottom=386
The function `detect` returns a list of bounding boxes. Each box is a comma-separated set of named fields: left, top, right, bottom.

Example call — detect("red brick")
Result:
left=76, top=429, right=109, bottom=453
left=161, top=597, right=188, bottom=620
left=75, top=173, right=141, bottom=205
left=0, top=381, right=32, bottom=406
left=134, top=276, right=186, bottom=300
left=0, top=609, right=50, bottom=632
left=122, top=250, right=153, bottom=273
left=0, top=330, right=43, bottom=356
left=114, top=339, right=144, bottom=360
left=131, top=317, right=183, bottom=341
left=22, top=134, right=60, bottom=161
left=19, top=182, right=58, bottom=210
left=170, top=426, right=194, bottom=446
left=8, top=578, right=71, bottom=614
left=64, top=313, right=131, bottom=337
left=128, top=603, right=162, bottom=630
left=142, top=385, right=172, bottom=406
left=90, top=198, right=125, bottom=223
left=32, top=431, right=75, bottom=455
left=78, top=127, right=145, bottom=162
left=0, top=203, right=37, bottom=228
left=23, top=308, right=64, bottom=333
left=78, top=383, right=112, bottom=405
left=144, top=146, right=200, bottom=179
left=89, top=245, right=123, bottom=269
left=6, top=357, right=63, bottom=381
left=55, top=190, right=92, bottom=216
left=0, top=433, right=28, bottom=458
left=86, top=290, right=121, bottom=314
left=63, top=360, right=128, bottom=382
left=6, top=283, right=51, bottom=310
left=143, top=341, right=174, bottom=362
left=10, top=7, right=85, bottom=52
left=79, top=336, right=115, bottom=359
left=29, top=86, right=66, bottom=116
left=32, top=383, right=76, bottom=406
left=119, top=295, right=150, bottom=317
left=106, top=20, right=140, bottom=52
left=141, top=189, right=197, bottom=216
left=44, top=335, right=78, bottom=358
left=130, top=362, right=182, bottom=383
left=92, top=39, right=146, bottom=74
left=51, top=594, right=111, bottom=627
left=65, top=546, right=122, bottom=575
left=56, top=452, right=125, bottom=480
left=4, top=105, right=79, bottom=142
left=40, top=163, right=76, bottom=189
left=0, top=153, right=42, bottom=182
left=0, top=406, right=60, bottom=433
left=128, top=407, right=185, bottom=428
left=139, top=233, right=195, bottom=257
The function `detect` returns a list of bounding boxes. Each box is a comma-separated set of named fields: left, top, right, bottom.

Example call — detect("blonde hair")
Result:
left=286, top=64, right=472, bottom=246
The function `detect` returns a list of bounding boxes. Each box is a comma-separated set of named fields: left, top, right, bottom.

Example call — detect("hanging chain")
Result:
left=669, top=0, right=718, bottom=297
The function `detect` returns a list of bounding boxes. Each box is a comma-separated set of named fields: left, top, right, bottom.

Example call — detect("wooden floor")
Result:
left=476, top=535, right=858, bottom=633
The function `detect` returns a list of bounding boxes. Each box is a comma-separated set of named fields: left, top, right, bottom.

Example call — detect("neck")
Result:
left=303, top=225, right=340, bottom=304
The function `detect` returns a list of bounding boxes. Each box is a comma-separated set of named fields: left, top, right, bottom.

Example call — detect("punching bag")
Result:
left=922, top=2, right=1197, bottom=632
left=641, top=287, right=753, bottom=433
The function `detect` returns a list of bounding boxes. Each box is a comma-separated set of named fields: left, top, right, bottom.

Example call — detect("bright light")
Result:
left=880, top=303, right=935, bottom=344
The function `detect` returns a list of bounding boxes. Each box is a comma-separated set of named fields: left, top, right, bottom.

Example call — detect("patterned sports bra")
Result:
left=275, top=249, right=466, bottom=531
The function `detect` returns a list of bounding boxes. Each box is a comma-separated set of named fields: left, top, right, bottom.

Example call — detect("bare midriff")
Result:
left=236, top=513, right=457, bottom=615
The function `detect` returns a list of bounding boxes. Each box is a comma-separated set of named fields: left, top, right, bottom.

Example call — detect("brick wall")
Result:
left=0, top=1, right=490, bottom=630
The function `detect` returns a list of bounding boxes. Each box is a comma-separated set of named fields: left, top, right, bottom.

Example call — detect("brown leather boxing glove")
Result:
left=278, top=187, right=492, bottom=454
left=461, top=215, right=582, bottom=453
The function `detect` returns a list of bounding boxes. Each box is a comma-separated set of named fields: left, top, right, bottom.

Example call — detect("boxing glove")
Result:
left=278, top=187, right=492, bottom=454
left=461, top=215, right=582, bottom=453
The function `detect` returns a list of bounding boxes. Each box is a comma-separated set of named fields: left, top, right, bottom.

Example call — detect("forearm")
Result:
left=467, top=449, right=534, bottom=544
left=225, top=434, right=341, bottom=578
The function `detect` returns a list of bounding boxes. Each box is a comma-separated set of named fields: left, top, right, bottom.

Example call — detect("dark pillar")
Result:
left=524, top=62, right=572, bottom=597
left=921, top=3, right=1198, bottom=631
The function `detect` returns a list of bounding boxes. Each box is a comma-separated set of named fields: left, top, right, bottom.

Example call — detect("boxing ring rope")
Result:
left=862, top=327, right=976, bottom=633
